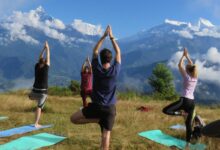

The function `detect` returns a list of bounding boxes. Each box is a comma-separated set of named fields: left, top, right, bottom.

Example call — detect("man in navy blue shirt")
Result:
left=71, top=25, right=121, bottom=150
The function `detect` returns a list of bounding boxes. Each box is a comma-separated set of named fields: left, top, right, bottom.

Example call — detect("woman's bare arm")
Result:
left=178, top=50, right=187, bottom=77
left=184, top=48, right=193, bottom=65
left=45, top=41, right=50, bottom=66
left=87, top=57, right=92, bottom=73
left=39, top=46, right=45, bottom=62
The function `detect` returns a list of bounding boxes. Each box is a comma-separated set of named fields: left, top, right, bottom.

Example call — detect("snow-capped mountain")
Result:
left=0, top=7, right=219, bottom=102
left=119, top=18, right=220, bottom=102
left=0, top=6, right=102, bottom=46
left=0, top=6, right=103, bottom=90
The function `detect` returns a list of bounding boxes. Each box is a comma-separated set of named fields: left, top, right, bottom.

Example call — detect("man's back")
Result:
left=92, top=58, right=120, bottom=105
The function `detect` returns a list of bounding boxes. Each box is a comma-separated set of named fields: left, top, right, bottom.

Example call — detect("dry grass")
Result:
left=0, top=93, right=220, bottom=150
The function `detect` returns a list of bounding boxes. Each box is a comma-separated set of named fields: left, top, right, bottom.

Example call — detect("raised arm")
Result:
left=39, top=46, right=46, bottom=62
left=93, top=26, right=109, bottom=59
left=184, top=48, right=193, bottom=65
left=109, top=26, right=121, bottom=64
left=45, top=41, right=50, bottom=66
left=178, top=49, right=187, bottom=77
left=81, top=59, right=87, bottom=73
left=87, top=57, right=92, bottom=73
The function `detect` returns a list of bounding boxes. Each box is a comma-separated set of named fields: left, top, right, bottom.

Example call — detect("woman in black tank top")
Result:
left=31, top=41, right=50, bottom=128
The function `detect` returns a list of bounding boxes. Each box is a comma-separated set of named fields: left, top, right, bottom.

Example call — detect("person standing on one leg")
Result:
left=162, top=48, right=198, bottom=149
left=29, top=41, right=50, bottom=128
left=70, top=25, right=121, bottom=150
left=80, top=57, right=92, bottom=107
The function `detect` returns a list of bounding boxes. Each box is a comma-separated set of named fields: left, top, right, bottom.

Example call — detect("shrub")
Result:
left=48, top=86, right=72, bottom=96
left=69, top=80, right=80, bottom=95
left=148, top=63, right=178, bottom=100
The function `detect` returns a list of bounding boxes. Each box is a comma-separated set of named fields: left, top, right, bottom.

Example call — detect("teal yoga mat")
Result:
left=0, top=116, right=8, bottom=121
left=138, top=130, right=206, bottom=150
left=0, top=133, right=66, bottom=150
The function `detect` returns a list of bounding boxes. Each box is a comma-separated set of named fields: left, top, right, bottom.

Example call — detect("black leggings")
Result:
left=202, top=120, right=220, bottom=138
left=162, top=97, right=195, bottom=142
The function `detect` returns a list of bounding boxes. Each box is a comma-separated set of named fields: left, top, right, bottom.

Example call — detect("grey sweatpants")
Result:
left=29, top=91, right=47, bottom=109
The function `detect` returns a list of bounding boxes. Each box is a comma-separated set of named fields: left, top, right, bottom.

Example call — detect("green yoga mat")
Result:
left=0, top=116, right=8, bottom=121
left=138, top=130, right=206, bottom=150
left=0, top=133, right=66, bottom=150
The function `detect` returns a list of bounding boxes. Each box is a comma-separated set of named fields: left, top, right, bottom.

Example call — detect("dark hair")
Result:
left=38, top=58, right=46, bottom=68
left=100, top=48, right=112, bottom=64
left=39, top=58, right=45, bottom=64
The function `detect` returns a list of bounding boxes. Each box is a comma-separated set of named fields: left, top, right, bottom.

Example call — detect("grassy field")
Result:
left=0, top=92, right=220, bottom=150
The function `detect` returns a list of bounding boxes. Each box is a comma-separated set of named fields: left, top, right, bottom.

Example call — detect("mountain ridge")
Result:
left=0, top=7, right=219, bottom=102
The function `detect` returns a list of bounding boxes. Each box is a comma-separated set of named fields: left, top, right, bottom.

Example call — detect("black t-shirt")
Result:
left=33, top=63, right=49, bottom=90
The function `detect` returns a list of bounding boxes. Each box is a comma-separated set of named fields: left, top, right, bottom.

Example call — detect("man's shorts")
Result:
left=82, top=103, right=116, bottom=131
left=29, top=91, right=47, bottom=109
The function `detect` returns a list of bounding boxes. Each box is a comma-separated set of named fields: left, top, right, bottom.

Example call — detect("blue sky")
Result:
left=1, top=0, right=220, bottom=38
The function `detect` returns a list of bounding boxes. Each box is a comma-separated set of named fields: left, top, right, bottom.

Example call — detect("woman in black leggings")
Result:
left=163, top=48, right=198, bottom=149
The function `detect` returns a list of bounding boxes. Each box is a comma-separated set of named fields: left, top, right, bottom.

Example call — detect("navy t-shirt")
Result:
left=91, top=58, right=120, bottom=106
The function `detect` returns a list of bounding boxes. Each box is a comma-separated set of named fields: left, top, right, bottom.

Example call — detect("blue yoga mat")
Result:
left=0, top=116, right=8, bottom=121
left=0, top=133, right=66, bottom=150
left=0, top=124, right=52, bottom=138
left=138, top=130, right=206, bottom=150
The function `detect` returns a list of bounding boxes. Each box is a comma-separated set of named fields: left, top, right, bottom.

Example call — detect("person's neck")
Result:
left=102, top=63, right=111, bottom=69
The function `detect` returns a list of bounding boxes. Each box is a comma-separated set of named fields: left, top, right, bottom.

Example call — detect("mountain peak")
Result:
left=198, top=18, right=215, bottom=28
left=165, top=19, right=188, bottom=26
left=35, top=6, right=45, bottom=13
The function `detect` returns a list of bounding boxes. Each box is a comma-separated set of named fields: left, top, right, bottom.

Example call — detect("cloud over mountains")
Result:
left=168, top=47, right=220, bottom=86
left=0, top=6, right=103, bottom=45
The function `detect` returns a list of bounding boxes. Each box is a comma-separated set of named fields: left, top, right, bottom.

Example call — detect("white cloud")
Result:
left=206, top=47, right=220, bottom=64
left=168, top=51, right=183, bottom=69
left=45, top=19, right=66, bottom=30
left=1, top=6, right=69, bottom=44
left=1, top=7, right=99, bottom=45
left=196, top=59, right=220, bottom=85
left=172, top=29, right=194, bottom=39
left=165, top=19, right=188, bottom=26
left=168, top=47, right=220, bottom=86
left=194, top=28, right=220, bottom=38
left=2, top=22, right=39, bottom=45
left=71, top=19, right=103, bottom=36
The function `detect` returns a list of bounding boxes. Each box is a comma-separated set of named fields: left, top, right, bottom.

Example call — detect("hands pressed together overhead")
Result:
left=183, top=48, right=189, bottom=57
left=44, top=41, right=49, bottom=50
left=103, top=25, right=114, bottom=39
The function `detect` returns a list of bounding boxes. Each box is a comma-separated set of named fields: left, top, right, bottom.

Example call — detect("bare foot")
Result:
left=34, top=124, right=42, bottom=128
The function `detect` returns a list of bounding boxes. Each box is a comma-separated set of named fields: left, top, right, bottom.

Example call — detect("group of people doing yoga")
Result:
left=28, top=25, right=220, bottom=150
